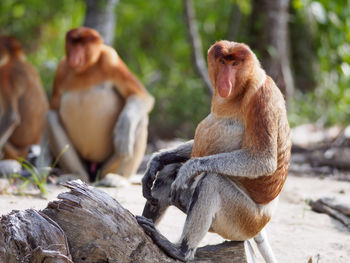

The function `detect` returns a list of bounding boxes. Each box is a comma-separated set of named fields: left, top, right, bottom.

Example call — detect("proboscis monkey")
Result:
left=47, top=27, right=154, bottom=182
left=0, top=36, right=48, bottom=160
left=137, top=41, right=291, bottom=262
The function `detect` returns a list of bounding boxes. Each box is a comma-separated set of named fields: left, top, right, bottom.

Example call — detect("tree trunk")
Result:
left=250, top=0, right=294, bottom=103
left=183, top=0, right=213, bottom=95
left=227, top=3, right=242, bottom=41
left=0, top=180, right=247, bottom=263
left=83, top=0, right=119, bottom=46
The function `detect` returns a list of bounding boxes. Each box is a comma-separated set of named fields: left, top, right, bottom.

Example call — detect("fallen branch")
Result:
left=310, top=198, right=350, bottom=230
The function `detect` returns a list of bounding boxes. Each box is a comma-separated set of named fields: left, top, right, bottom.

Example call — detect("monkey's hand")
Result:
left=170, top=159, right=198, bottom=207
left=142, top=155, right=163, bottom=204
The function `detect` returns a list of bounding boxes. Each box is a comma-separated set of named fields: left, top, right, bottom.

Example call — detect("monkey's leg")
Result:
left=176, top=174, right=221, bottom=261
left=254, top=228, right=278, bottom=263
left=136, top=216, right=187, bottom=261
left=101, top=116, right=148, bottom=178
left=138, top=174, right=220, bottom=261
left=46, top=110, right=89, bottom=182
left=0, top=106, right=20, bottom=150
left=142, top=163, right=182, bottom=225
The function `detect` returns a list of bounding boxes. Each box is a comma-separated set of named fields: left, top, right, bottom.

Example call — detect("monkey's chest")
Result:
left=59, top=83, right=124, bottom=162
left=191, top=114, right=244, bottom=158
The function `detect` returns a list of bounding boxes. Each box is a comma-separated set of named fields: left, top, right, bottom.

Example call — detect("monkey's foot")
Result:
left=95, top=173, right=129, bottom=188
left=56, top=174, right=88, bottom=185
left=136, top=216, right=187, bottom=262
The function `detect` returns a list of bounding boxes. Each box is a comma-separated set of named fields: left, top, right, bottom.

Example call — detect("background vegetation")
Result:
left=1, top=0, right=349, bottom=139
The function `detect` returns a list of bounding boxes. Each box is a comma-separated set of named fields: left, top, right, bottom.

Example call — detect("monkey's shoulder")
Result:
left=100, top=45, right=119, bottom=66
left=261, top=76, right=286, bottom=110
left=192, top=114, right=244, bottom=157
left=57, top=64, right=116, bottom=93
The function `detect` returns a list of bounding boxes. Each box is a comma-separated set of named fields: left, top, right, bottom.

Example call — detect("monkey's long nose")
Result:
left=68, top=47, right=84, bottom=68
left=216, top=66, right=234, bottom=98
left=68, top=55, right=81, bottom=67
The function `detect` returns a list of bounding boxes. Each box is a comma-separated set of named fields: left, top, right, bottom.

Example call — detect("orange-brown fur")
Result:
left=50, top=27, right=153, bottom=172
left=193, top=41, right=291, bottom=206
left=0, top=36, right=48, bottom=159
left=51, top=33, right=149, bottom=110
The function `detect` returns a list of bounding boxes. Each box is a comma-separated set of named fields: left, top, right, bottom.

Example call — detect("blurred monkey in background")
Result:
left=47, top=27, right=154, bottom=182
left=0, top=36, right=48, bottom=161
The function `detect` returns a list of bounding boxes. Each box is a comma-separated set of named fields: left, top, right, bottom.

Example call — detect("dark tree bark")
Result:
left=184, top=0, right=213, bottom=95
left=0, top=180, right=247, bottom=262
left=250, top=0, right=294, bottom=103
left=83, top=0, right=119, bottom=46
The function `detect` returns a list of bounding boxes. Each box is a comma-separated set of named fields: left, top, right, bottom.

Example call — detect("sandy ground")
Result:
left=1, top=173, right=350, bottom=263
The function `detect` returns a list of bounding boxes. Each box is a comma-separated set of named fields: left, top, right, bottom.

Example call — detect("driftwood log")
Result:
left=289, top=125, right=350, bottom=180
left=0, top=180, right=247, bottom=263
left=0, top=209, right=71, bottom=263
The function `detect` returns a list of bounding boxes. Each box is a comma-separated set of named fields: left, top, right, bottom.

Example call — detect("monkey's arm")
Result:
left=113, top=94, right=153, bottom=157
left=0, top=98, right=20, bottom=150
left=104, top=48, right=155, bottom=157
left=142, top=140, right=194, bottom=201
left=50, top=60, right=67, bottom=110
left=178, top=147, right=277, bottom=181
left=172, top=95, right=280, bottom=197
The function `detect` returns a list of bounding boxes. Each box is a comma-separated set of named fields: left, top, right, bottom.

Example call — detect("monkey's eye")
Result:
left=219, top=59, right=225, bottom=65
left=232, top=61, right=239, bottom=66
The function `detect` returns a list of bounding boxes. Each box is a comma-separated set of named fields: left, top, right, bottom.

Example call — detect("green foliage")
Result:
left=0, top=0, right=349, bottom=138
left=1, top=144, right=70, bottom=196
left=115, top=0, right=233, bottom=138
left=20, top=160, right=48, bottom=195
left=2, top=160, right=48, bottom=196
left=289, top=0, right=350, bottom=126
left=0, top=0, right=85, bottom=94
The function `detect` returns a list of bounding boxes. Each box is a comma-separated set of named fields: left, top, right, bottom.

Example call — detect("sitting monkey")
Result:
left=137, top=40, right=291, bottom=263
left=0, top=36, right=48, bottom=162
left=46, top=27, right=154, bottom=182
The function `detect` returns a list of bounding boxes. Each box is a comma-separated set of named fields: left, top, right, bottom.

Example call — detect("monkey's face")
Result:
left=65, top=27, right=103, bottom=73
left=208, top=41, right=255, bottom=99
